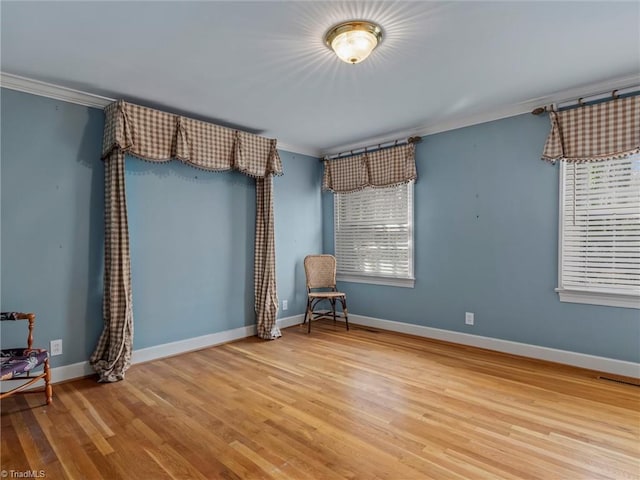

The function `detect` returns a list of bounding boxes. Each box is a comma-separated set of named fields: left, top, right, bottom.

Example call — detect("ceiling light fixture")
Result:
left=324, top=20, right=383, bottom=65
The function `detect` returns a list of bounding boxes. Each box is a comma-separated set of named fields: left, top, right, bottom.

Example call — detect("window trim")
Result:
left=336, top=273, right=415, bottom=288
left=557, top=159, right=640, bottom=309
left=555, top=287, right=640, bottom=309
left=334, top=182, right=415, bottom=289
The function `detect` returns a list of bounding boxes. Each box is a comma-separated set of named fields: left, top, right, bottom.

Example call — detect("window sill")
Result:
left=337, top=274, right=415, bottom=288
left=556, top=288, right=640, bottom=309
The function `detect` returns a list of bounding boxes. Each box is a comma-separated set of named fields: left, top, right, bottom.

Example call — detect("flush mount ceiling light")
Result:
left=324, top=20, right=383, bottom=64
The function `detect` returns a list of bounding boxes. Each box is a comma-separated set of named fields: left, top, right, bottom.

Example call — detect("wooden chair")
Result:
left=303, top=255, right=349, bottom=333
left=1, top=312, right=53, bottom=405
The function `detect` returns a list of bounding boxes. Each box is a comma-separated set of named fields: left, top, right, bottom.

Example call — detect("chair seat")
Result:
left=308, top=291, right=345, bottom=298
left=0, top=348, right=49, bottom=380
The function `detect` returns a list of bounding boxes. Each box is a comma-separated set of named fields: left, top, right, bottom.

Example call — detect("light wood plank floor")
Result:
left=2, top=320, right=639, bottom=479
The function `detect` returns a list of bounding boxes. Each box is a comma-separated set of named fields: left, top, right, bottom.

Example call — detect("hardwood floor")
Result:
left=2, top=320, right=639, bottom=479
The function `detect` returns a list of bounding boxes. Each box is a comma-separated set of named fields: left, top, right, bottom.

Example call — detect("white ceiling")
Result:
left=2, top=1, right=639, bottom=156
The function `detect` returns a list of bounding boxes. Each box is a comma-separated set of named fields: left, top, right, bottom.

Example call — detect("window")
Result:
left=557, top=154, right=640, bottom=308
left=334, top=182, right=414, bottom=287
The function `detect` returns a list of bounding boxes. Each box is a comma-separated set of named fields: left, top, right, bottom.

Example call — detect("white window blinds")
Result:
left=559, top=154, right=640, bottom=305
left=334, top=182, right=414, bottom=287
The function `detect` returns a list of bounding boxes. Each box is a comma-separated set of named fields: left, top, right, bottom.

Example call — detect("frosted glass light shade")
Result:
left=325, top=21, right=382, bottom=64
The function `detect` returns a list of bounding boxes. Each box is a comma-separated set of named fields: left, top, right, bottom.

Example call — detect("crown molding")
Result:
left=275, top=142, right=321, bottom=158
left=4, top=71, right=638, bottom=160
left=0, top=72, right=322, bottom=157
left=1, top=72, right=114, bottom=109
left=322, top=73, right=640, bottom=156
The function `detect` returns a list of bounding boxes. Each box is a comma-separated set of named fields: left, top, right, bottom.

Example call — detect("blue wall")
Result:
left=126, top=149, right=321, bottom=348
left=125, top=159, right=256, bottom=348
left=2, top=88, right=637, bottom=368
left=1, top=88, right=322, bottom=367
left=1, top=89, right=105, bottom=367
left=274, top=152, right=323, bottom=318
left=323, top=113, right=640, bottom=363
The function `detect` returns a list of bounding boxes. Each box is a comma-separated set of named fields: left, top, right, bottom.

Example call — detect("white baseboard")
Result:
left=50, top=360, right=95, bottom=384
left=346, top=314, right=640, bottom=378
left=7, top=311, right=636, bottom=390
left=131, top=325, right=256, bottom=364
left=277, top=314, right=305, bottom=329
left=36, top=315, right=305, bottom=387
left=132, top=314, right=303, bottom=364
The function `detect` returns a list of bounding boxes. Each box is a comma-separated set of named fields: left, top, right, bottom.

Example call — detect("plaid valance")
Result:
left=102, top=101, right=282, bottom=178
left=541, top=95, right=640, bottom=163
left=322, top=143, right=417, bottom=193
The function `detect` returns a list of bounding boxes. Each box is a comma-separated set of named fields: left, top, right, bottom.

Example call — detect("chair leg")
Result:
left=44, top=357, right=53, bottom=405
left=331, top=299, right=337, bottom=324
left=341, top=297, right=349, bottom=331
left=306, top=299, right=312, bottom=334
left=303, top=298, right=310, bottom=325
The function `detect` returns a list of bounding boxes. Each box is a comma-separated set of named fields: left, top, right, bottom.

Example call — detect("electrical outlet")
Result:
left=50, top=339, right=63, bottom=356
left=282, top=300, right=288, bottom=311
left=465, top=312, right=474, bottom=326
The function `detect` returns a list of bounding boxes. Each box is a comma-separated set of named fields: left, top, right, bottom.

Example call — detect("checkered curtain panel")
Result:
left=91, top=102, right=283, bottom=382
left=255, top=177, right=281, bottom=339
left=542, top=95, right=640, bottom=163
left=322, top=143, right=417, bottom=193
left=90, top=151, right=134, bottom=382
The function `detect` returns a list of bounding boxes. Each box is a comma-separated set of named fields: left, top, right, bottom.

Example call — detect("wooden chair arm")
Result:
left=1, top=312, right=36, bottom=349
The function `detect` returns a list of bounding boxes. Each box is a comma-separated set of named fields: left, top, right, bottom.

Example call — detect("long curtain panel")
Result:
left=255, top=177, right=280, bottom=339
left=541, top=95, right=639, bottom=163
left=322, top=143, right=417, bottom=193
left=90, top=150, right=133, bottom=382
left=91, top=101, right=283, bottom=382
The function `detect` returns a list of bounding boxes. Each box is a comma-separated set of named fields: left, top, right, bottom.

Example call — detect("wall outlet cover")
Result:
left=465, top=312, right=475, bottom=325
left=50, top=339, right=63, bottom=356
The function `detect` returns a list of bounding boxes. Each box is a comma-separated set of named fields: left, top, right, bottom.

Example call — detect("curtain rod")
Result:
left=531, top=85, right=640, bottom=115
left=322, top=136, right=422, bottom=161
